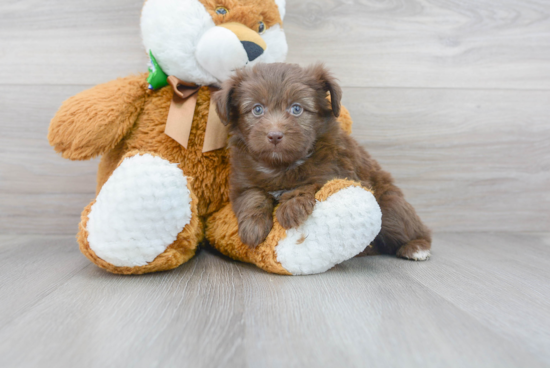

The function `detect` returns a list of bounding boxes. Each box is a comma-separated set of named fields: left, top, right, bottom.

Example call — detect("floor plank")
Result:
left=0, top=233, right=548, bottom=367
left=399, top=233, right=550, bottom=364
left=0, top=244, right=246, bottom=368
left=238, top=255, right=544, bottom=368
left=0, top=235, right=89, bottom=329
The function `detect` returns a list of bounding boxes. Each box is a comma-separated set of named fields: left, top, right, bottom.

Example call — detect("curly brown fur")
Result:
left=215, top=63, right=431, bottom=257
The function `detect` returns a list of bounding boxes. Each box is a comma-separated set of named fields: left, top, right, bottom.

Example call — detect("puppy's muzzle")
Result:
left=267, top=131, right=284, bottom=146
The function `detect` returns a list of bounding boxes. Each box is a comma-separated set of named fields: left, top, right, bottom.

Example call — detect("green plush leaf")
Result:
left=147, top=51, right=168, bottom=90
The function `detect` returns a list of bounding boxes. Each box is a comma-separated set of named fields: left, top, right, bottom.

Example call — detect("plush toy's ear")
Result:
left=214, top=79, right=237, bottom=126
left=274, top=0, right=286, bottom=20
left=309, top=64, right=342, bottom=117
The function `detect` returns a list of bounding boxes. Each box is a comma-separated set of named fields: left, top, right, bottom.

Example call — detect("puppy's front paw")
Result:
left=276, top=196, right=316, bottom=230
left=238, top=213, right=273, bottom=247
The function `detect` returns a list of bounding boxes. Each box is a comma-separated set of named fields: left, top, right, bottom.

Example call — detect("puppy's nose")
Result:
left=267, top=131, right=284, bottom=145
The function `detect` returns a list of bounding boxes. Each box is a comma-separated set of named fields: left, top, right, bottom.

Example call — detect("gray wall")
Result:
left=1, top=0, right=548, bottom=234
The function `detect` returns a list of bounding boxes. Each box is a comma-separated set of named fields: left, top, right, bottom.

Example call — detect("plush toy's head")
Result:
left=141, top=0, right=287, bottom=87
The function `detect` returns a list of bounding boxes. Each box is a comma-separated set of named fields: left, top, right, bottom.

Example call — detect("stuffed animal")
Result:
left=48, top=0, right=382, bottom=276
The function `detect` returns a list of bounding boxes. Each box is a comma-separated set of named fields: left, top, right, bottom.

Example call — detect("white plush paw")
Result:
left=87, top=154, right=192, bottom=267
left=275, top=186, right=382, bottom=275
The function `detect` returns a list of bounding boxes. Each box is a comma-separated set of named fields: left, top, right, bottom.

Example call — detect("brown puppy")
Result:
left=215, top=63, right=431, bottom=260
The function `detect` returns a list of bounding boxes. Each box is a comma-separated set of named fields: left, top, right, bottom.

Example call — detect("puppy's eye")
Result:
left=215, top=7, right=228, bottom=15
left=258, top=21, right=266, bottom=34
left=252, top=104, right=265, bottom=117
left=290, top=104, right=304, bottom=117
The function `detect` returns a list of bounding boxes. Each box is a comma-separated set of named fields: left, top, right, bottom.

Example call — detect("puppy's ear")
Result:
left=309, top=64, right=342, bottom=117
left=214, top=79, right=237, bottom=126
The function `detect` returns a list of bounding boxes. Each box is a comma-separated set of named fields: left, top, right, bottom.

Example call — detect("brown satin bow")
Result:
left=164, top=76, right=228, bottom=153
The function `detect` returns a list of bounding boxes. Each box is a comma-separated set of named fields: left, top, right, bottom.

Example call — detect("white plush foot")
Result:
left=87, top=154, right=192, bottom=267
left=275, top=186, right=382, bottom=275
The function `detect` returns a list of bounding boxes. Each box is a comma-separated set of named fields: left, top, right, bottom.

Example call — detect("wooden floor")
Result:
left=0, top=233, right=548, bottom=368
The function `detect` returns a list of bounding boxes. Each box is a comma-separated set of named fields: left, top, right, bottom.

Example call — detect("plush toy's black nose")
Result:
left=241, top=41, right=264, bottom=62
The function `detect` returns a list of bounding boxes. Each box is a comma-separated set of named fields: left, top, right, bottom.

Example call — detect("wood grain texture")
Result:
left=344, top=87, right=550, bottom=232
left=0, top=0, right=549, bottom=234
left=1, top=85, right=548, bottom=234
left=284, top=0, right=550, bottom=89
left=1, top=0, right=549, bottom=88
left=0, top=233, right=548, bottom=367
left=0, top=85, right=98, bottom=234
left=0, top=0, right=146, bottom=87
left=0, top=235, right=89, bottom=329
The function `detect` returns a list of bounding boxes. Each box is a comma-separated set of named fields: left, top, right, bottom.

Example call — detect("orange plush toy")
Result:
left=48, top=0, right=382, bottom=276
